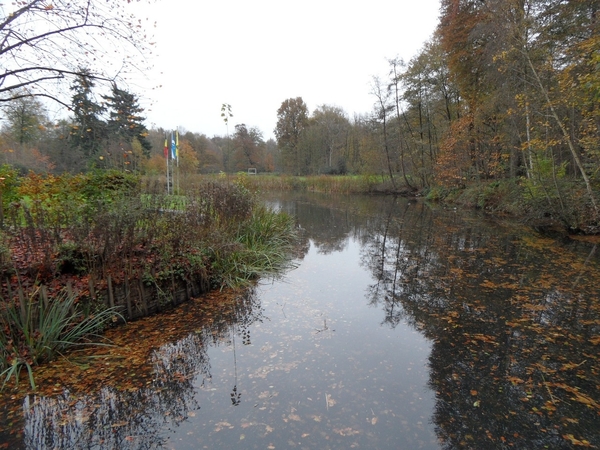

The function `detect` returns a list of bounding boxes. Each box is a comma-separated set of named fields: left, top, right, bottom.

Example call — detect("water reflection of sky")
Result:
left=169, top=236, right=437, bottom=449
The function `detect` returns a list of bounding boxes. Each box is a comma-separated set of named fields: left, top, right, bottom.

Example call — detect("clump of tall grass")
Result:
left=209, top=203, right=297, bottom=288
left=0, top=288, right=122, bottom=390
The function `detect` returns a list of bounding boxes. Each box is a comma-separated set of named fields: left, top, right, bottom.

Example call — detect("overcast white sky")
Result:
left=135, top=0, right=441, bottom=140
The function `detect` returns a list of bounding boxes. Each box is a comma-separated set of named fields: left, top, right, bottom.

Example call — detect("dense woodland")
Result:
left=1, top=1, right=599, bottom=228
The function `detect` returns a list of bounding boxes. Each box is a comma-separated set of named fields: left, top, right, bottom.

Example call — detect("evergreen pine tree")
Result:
left=103, top=84, right=152, bottom=156
left=69, top=70, right=107, bottom=156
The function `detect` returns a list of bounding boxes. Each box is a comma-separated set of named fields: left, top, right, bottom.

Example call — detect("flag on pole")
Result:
left=170, top=132, right=176, bottom=160
left=163, top=134, right=168, bottom=158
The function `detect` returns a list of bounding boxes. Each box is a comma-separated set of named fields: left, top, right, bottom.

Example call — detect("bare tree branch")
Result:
left=0, top=0, right=153, bottom=106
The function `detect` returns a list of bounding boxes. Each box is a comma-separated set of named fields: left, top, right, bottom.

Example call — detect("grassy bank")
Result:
left=171, top=172, right=416, bottom=195
left=0, top=168, right=297, bottom=389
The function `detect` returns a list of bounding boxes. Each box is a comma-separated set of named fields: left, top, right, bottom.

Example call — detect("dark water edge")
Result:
left=1, top=192, right=598, bottom=449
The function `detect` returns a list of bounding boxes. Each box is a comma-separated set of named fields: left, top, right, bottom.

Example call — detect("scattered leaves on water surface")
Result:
left=390, top=221, right=600, bottom=448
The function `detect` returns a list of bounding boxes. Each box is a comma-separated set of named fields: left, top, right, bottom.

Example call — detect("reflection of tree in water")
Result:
left=268, top=192, right=398, bottom=255
left=24, top=382, right=193, bottom=449
left=277, top=198, right=351, bottom=254
left=22, top=287, right=265, bottom=449
left=361, top=201, right=600, bottom=448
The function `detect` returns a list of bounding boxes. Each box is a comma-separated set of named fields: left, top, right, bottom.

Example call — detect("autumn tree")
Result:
left=263, top=139, right=278, bottom=172
left=422, top=0, right=600, bottom=225
left=309, top=105, right=351, bottom=174
left=1, top=93, right=47, bottom=145
left=436, top=0, right=512, bottom=183
left=438, top=0, right=491, bottom=109
left=174, top=131, right=219, bottom=173
left=275, top=97, right=309, bottom=175
left=470, top=0, right=600, bottom=217
left=0, top=0, right=153, bottom=106
left=0, top=93, right=57, bottom=172
left=231, top=124, right=264, bottom=172
left=520, top=0, right=600, bottom=215
left=344, top=114, right=377, bottom=174
left=178, top=140, right=200, bottom=174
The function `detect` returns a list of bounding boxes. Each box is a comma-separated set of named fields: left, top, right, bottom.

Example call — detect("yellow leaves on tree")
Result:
left=435, top=115, right=474, bottom=187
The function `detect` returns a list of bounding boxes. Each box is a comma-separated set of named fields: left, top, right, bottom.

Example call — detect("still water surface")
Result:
left=3, top=193, right=600, bottom=449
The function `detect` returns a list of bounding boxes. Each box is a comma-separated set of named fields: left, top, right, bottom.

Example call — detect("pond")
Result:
left=1, top=192, right=599, bottom=449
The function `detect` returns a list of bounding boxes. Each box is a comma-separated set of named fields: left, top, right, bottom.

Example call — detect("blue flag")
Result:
left=171, top=132, right=176, bottom=159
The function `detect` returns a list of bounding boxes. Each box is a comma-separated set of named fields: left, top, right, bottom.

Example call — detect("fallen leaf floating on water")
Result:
left=334, top=427, right=360, bottom=436
left=214, top=421, right=234, bottom=432
left=110, top=421, right=129, bottom=428
left=562, top=434, right=594, bottom=447
left=325, top=393, right=336, bottom=408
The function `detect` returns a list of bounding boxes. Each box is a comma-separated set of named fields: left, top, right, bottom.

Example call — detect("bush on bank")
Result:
left=424, top=178, right=599, bottom=234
